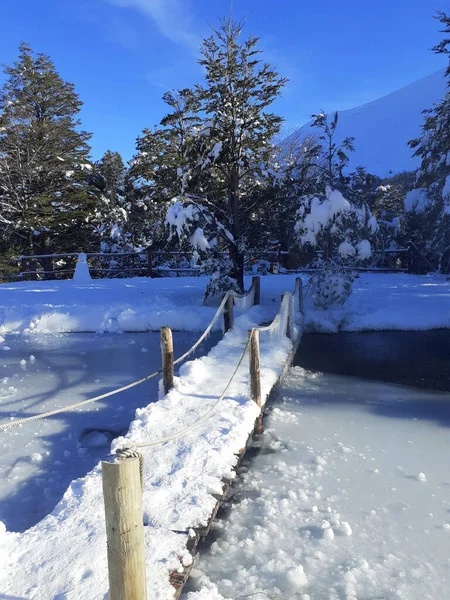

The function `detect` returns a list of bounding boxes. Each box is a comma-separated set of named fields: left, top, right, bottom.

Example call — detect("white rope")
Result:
left=173, top=292, right=230, bottom=366
left=0, top=369, right=162, bottom=431
left=119, top=335, right=252, bottom=450
left=173, top=278, right=257, bottom=366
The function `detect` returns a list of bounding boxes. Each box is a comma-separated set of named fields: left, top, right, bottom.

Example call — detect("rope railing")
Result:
left=0, top=277, right=260, bottom=431
left=114, top=277, right=303, bottom=453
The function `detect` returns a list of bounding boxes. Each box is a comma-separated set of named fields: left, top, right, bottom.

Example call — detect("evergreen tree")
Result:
left=133, top=18, right=287, bottom=292
left=0, top=42, right=95, bottom=264
left=294, top=111, right=377, bottom=263
left=407, top=11, right=450, bottom=273
left=310, top=111, right=355, bottom=189
left=91, top=150, right=131, bottom=257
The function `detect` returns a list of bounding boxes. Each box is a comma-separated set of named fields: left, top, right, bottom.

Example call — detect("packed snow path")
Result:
left=185, top=368, right=450, bottom=600
left=0, top=331, right=219, bottom=532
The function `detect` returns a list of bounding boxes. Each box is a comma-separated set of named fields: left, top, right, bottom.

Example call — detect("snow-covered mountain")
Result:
left=291, top=70, right=447, bottom=178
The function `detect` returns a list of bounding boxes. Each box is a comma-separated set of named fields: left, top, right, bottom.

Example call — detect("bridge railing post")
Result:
left=223, top=294, right=234, bottom=332
left=252, top=275, right=261, bottom=305
left=161, top=326, right=174, bottom=394
left=102, top=457, right=147, bottom=600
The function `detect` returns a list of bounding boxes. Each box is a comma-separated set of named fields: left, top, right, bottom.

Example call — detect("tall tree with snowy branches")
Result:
left=407, top=11, right=450, bottom=273
left=0, top=43, right=95, bottom=260
left=132, top=18, right=287, bottom=292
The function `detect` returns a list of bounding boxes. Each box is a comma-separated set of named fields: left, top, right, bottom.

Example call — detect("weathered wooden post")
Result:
left=248, top=329, right=261, bottom=408
left=252, top=275, right=261, bottom=305
left=223, top=294, right=234, bottom=333
left=281, top=293, right=292, bottom=339
left=407, top=244, right=413, bottom=274
left=147, top=248, right=153, bottom=278
left=160, top=326, right=174, bottom=394
left=102, top=457, right=147, bottom=600
left=20, top=257, right=29, bottom=281
left=248, top=328, right=263, bottom=433
left=295, top=277, right=303, bottom=312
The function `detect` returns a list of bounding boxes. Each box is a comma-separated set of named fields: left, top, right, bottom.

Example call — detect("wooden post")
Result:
left=248, top=329, right=261, bottom=408
left=252, top=275, right=261, bottom=305
left=20, top=257, right=28, bottom=281
left=281, top=293, right=292, bottom=339
left=223, top=294, right=234, bottom=333
left=248, top=328, right=263, bottom=434
left=295, top=277, right=303, bottom=312
left=286, top=294, right=292, bottom=339
left=160, top=327, right=174, bottom=394
left=147, top=248, right=153, bottom=278
left=102, top=457, right=147, bottom=600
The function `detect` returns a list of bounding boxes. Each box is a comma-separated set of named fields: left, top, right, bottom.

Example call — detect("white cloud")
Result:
left=105, top=0, right=199, bottom=48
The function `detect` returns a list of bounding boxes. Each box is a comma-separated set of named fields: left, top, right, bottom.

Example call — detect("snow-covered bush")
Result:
left=310, top=261, right=355, bottom=308
left=203, top=272, right=241, bottom=305
left=295, top=186, right=377, bottom=265
left=296, top=186, right=376, bottom=306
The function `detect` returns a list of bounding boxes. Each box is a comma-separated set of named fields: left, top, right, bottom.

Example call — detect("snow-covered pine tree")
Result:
left=407, top=11, right=450, bottom=273
left=0, top=43, right=95, bottom=266
left=89, top=150, right=134, bottom=275
left=126, top=89, right=199, bottom=257
left=295, top=111, right=378, bottom=264
left=91, top=150, right=130, bottom=252
left=310, top=111, right=355, bottom=189
left=134, top=18, right=287, bottom=294
left=294, top=112, right=378, bottom=307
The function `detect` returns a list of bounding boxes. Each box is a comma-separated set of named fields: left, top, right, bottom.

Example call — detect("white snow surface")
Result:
left=304, top=272, right=450, bottom=332
left=184, top=367, right=450, bottom=600
left=0, top=276, right=220, bottom=334
left=0, top=304, right=297, bottom=599
left=0, top=332, right=219, bottom=532
left=291, top=69, right=447, bottom=177
left=1, top=273, right=449, bottom=336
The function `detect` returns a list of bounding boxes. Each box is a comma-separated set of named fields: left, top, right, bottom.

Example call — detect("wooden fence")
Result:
left=7, top=244, right=415, bottom=282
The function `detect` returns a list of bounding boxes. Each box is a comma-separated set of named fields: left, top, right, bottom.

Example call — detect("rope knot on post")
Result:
left=116, top=447, right=144, bottom=489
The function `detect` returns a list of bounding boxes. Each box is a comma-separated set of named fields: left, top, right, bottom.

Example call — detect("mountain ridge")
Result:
left=291, top=70, right=447, bottom=177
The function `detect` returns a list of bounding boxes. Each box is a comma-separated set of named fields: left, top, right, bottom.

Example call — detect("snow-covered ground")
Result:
left=0, top=276, right=219, bottom=334
left=185, top=367, right=450, bottom=600
left=0, top=331, right=219, bottom=532
left=304, top=272, right=450, bottom=332
left=1, top=272, right=448, bottom=335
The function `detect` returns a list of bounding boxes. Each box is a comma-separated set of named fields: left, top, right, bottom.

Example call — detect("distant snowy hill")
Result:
left=291, top=70, right=447, bottom=178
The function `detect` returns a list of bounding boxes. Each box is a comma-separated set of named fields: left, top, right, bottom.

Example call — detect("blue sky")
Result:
left=0, top=0, right=447, bottom=160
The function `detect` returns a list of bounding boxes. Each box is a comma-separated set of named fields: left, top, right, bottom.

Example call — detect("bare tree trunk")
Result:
left=228, top=168, right=244, bottom=290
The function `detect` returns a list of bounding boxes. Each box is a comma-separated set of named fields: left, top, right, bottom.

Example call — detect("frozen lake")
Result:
left=185, top=332, right=450, bottom=600
left=0, top=331, right=219, bottom=532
